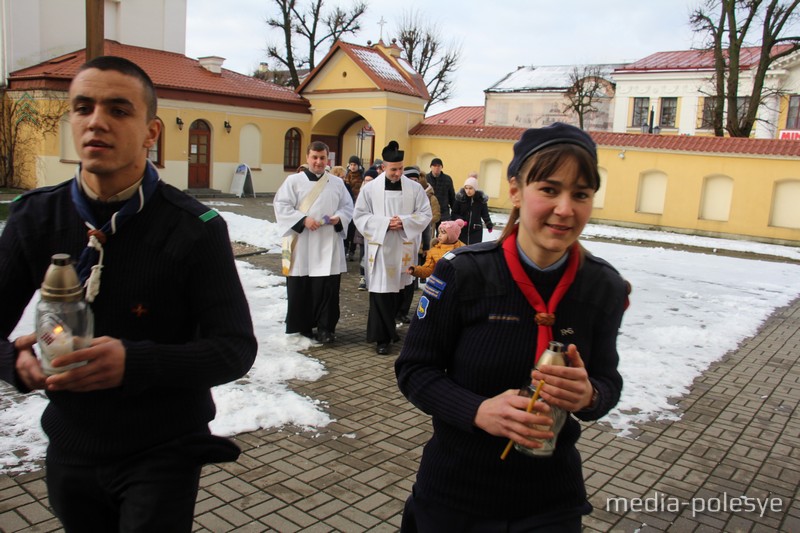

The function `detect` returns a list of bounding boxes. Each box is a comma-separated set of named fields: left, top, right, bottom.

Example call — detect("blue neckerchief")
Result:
left=71, top=161, right=160, bottom=285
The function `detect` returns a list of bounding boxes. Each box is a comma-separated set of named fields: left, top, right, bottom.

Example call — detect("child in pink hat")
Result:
left=407, top=219, right=466, bottom=279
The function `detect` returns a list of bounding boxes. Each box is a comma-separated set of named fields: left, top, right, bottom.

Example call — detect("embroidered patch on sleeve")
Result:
left=443, top=252, right=456, bottom=260
left=199, top=210, right=219, bottom=222
left=416, top=296, right=430, bottom=319
left=426, top=275, right=446, bottom=291
left=422, top=285, right=442, bottom=300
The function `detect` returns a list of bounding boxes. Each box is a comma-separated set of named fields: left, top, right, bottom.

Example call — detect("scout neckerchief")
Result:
left=70, top=160, right=160, bottom=302
left=502, top=226, right=580, bottom=363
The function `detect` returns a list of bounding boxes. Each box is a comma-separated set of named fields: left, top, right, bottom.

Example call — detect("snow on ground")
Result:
left=1, top=210, right=799, bottom=472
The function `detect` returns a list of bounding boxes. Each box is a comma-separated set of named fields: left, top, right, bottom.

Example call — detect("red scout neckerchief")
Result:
left=502, top=226, right=580, bottom=363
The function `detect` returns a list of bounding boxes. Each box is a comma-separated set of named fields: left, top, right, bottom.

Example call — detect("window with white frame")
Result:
left=787, top=95, right=800, bottom=129
left=660, top=97, right=678, bottom=128
left=632, top=97, right=650, bottom=127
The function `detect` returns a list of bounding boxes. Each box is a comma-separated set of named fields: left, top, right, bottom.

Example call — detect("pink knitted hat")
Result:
left=438, top=219, right=466, bottom=244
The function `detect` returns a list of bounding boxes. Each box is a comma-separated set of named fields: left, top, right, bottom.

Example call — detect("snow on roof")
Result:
left=351, top=47, right=414, bottom=91
left=487, top=63, right=625, bottom=93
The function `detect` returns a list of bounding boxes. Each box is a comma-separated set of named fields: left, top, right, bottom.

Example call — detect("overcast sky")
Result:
left=186, top=0, right=704, bottom=114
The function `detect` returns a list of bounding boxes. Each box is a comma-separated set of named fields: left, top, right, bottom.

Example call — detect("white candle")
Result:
left=46, top=325, right=74, bottom=357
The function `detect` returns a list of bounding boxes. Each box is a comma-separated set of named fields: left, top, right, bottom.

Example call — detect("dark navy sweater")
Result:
left=0, top=180, right=257, bottom=464
left=396, top=239, right=627, bottom=519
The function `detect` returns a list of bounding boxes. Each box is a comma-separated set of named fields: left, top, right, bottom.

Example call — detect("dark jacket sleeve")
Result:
left=395, top=258, right=486, bottom=432
left=480, top=193, right=493, bottom=229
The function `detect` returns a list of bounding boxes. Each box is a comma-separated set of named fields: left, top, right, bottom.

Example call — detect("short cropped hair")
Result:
left=307, top=141, right=330, bottom=154
left=77, top=56, right=158, bottom=121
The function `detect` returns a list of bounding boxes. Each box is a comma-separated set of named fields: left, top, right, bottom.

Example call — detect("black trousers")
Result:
left=285, top=274, right=341, bottom=334
left=47, top=445, right=202, bottom=533
left=401, top=489, right=583, bottom=533
left=367, top=291, right=402, bottom=343
left=397, top=281, right=416, bottom=319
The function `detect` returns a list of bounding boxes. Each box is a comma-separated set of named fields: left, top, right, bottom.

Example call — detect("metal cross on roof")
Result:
left=378, top=16, right=387, bottom=41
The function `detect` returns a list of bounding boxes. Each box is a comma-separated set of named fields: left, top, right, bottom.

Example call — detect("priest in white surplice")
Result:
left=275, top=140, right=354, bottom=344
left=354, top=141, right=432, bottom=355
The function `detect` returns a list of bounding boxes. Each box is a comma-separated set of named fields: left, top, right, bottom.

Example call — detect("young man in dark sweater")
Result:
left=0, top=56, right=257, bottom=532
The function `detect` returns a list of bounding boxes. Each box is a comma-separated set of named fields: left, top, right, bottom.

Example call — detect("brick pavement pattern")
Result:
left=0, top=197, right=798, bottom=532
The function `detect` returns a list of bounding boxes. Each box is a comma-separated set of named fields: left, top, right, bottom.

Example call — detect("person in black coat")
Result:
left=453, top=174, right=494, bottom=244
left=395, top=123, right=630, bottom=531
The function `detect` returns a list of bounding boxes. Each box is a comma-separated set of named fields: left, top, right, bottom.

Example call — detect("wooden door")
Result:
left=188, top=120, right=211, bottom=188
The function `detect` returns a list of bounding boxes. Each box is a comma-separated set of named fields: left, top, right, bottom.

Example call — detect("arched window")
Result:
left=284, top=128, right=302, bottom=170
left=699, top=175, right=733, bottom=221
left=147, top=117, right=164, bottom=167
left=770, top=179, right=800, bottom=229
left=636, top=170, right=668, bottom=214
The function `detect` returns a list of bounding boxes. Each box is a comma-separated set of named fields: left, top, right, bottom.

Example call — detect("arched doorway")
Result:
left=188, top=120, right=211, bottom=189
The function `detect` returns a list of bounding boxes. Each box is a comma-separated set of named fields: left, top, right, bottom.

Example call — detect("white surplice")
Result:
left=274, top=171, right=354, bottom=277
left=353, top=174, right=432, bottom=293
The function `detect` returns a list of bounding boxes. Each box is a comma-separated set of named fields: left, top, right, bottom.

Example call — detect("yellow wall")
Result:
left=14, top=72, right=800, bottom=247
left=32, top=97, right=312, bottom=193
left=406, top=135, right=800, bottom=245
left=303, top=53, right=376, bottom=92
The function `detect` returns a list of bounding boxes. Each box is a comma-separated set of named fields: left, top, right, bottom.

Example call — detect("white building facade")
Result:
left=1, top=0, right=186, bottom=85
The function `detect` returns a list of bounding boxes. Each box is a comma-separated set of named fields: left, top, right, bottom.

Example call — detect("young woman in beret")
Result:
left=396, top=122, right=629, bottom=531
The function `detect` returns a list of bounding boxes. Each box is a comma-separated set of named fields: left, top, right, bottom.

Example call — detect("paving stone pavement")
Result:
left=0, top=196, right=798, bottom=532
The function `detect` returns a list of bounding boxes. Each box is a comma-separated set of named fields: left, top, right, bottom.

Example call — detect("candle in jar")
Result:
left=46, top=325, right=74, bottom=357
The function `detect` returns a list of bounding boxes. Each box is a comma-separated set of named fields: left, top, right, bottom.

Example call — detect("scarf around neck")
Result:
left=502, top=226, right=580, bottom=364
left=70, top=160, right=160, bottom=301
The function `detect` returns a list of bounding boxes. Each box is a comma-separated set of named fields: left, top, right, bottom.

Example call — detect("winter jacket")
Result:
left=408, top=239, right=463, bottom=279
left=425, top=186, right=441, bottom=229
left=344, top=169, right=364, bottom=199
left=426, top=171, right=455, bottom=221
left=453, top=188, right=493, bottom=244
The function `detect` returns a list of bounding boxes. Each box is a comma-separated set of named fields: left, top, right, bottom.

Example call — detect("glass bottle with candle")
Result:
left=514, top=340, right=568, bottom=458
left=35, top=254, right=93, bottom=375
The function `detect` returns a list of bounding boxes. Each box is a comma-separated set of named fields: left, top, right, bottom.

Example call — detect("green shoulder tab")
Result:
left=12, top=195, right=22, bottom=202
left=199, top=209, right=219, bottom=222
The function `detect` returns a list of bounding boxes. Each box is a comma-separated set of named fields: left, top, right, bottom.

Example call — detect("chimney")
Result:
left=198, top=56, right=225, bottom=74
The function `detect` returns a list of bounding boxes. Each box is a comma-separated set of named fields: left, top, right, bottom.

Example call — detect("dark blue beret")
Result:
left=507, top=122, right=597, bottom=178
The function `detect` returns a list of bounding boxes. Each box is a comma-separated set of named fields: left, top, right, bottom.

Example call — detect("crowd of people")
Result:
left=0, top=54, right=627, bottom=532
left=278, top=141, right=500, bottom=355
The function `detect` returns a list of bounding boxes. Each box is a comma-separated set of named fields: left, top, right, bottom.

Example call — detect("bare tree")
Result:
left=264, top=0, right=367, bottom=88
left=395, top=10, right=461, bottom=112
left=562, top=66, right=612, bottom=130
left=691, top=0, right=800, bottom=137
left=0, top=90, right=68, bottom=189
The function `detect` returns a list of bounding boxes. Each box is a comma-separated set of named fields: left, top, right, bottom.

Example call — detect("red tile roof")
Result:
left=298, top=40, right=429, bottom=100
left=410, top=120, right=800, bottom=157
left=615, top=45, right=793, bottom=73
left=8, top=40, right=309, bottom=110
left=423, top=106, right=484, bottom=126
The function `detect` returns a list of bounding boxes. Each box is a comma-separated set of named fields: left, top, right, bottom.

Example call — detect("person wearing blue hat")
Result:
left=396, top=123, right=630, bottom=531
